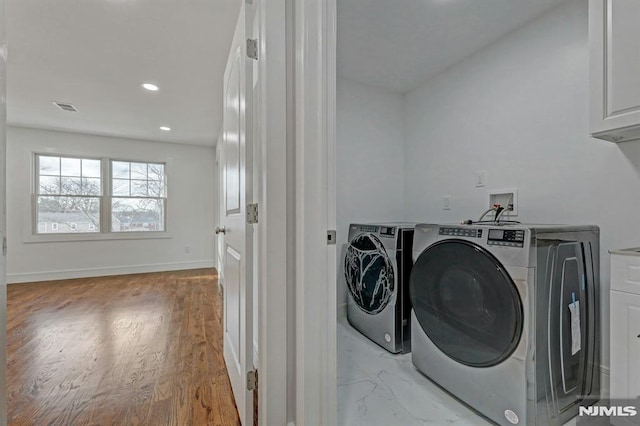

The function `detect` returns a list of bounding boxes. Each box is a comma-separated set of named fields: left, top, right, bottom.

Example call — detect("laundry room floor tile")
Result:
left=337, top=318, right=582, bottom=426
left=337, top=317, right=490, bottom=426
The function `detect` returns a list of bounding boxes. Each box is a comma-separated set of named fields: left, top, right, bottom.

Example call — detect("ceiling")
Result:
left=7, top=0, right=568, bottom=144
left=338, top=0, right=568, bottom=93
left=7, top=0, right=241, bottom=146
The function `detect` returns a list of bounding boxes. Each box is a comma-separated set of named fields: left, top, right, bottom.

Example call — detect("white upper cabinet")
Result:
left=590, top=0, right=640, bottom=143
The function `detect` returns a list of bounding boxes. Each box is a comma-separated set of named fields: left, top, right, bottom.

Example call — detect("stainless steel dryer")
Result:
left=409, top=223, right=600, bottom=426
left=345, top=223, right=415, bottom=353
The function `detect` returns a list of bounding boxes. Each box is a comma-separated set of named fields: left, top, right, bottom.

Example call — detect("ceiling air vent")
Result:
left=52, top=101, right=78, bottom=112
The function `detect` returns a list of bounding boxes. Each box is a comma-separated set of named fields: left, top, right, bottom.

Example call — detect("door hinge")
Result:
left=247, top=369, right=258, bottom=391
left=247, top=39, right=258, bottom=60
left=327, top=230, right=336, bottom=245
left=247, top=203, right=259, bottom=224
left=2, top=237, right=6, bottom=256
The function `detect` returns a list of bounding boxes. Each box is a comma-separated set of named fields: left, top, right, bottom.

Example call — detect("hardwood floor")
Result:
left=6, top=269, right=241, bottom=426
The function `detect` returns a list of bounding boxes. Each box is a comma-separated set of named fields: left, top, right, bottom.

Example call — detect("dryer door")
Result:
left=345, top=233, right=395, bottom=314
left=410, top=240, right=523, bottom=367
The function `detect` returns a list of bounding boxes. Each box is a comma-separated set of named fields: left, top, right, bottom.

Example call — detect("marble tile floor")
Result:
left=336, top=317, right=578, bottom=426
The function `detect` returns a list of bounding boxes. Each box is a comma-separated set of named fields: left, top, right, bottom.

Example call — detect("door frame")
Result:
left=254, top=0, right=289, bottom=424
left=290, top=0, right=337, bottom=423
left=221, top=0, right=338, bottom=422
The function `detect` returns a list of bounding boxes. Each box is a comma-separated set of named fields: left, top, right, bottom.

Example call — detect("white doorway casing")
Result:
left=292, top=0, right=338, bottom=423
left=254, top=0, right=289, bottom=424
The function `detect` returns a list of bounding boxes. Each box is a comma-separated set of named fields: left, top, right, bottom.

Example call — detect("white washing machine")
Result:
left=409, top=223, right=600, bottom=425
left=344, top=223, right=415, bottom=353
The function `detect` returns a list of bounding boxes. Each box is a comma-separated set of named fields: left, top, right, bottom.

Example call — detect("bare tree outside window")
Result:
left=36, top=155, right=101, bottom=234
left=34, top=155, right=167, bottom=235
left=111, top=161, right=166, bottom=232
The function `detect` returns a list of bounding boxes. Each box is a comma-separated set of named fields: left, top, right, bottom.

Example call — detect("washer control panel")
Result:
left=439, top=227, right=483, bottom=238
left=487, top=229, right=525, bottom=248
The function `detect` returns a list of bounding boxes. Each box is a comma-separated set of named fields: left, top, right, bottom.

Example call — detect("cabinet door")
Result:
left=610, top=291, right=640, bottom=398
left=590, top=0, right=640, bottom=142
left=611, top=252, right=640, bottom=294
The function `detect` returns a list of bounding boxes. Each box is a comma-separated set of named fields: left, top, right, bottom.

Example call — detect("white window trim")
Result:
left=23, top=231, right=173, bottom=244
left=27, top=153, right=173, bottom=243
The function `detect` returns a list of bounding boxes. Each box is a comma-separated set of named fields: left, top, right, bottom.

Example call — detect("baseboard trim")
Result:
left=7, top=260, right=215, bottom=284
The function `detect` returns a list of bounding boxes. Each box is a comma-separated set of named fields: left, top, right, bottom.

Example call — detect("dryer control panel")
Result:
left=487, top=229, right=525, bottom=247
left=357, top=225, right=379, bottom=233
left=380, top=227, right=396, bottom=237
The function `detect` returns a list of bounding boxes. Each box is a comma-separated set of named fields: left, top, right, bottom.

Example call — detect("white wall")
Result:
left=0, top=0, right=7, bottom=417
left=403, top=0, right=639, bottom=371
left=336, top=78, right=405, bottom=309
left=6, top=126, right=216, bottom=283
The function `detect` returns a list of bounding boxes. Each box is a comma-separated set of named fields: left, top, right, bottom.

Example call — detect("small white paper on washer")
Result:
left=569, top=300, right=581, bottom=355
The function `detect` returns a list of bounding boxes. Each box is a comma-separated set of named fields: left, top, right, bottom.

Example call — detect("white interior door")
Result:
left=222, top=3, right=254, bottom=425
left=216, top=143, right=225, bottom=286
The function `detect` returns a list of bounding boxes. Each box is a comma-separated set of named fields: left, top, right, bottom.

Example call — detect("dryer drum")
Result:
left=344, top=233, right=395, bottom=314
left=410, top=239, right=523, bottom=368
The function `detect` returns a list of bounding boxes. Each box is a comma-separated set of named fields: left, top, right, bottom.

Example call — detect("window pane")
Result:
left=148, top=163, right=164, bottom=181
left=61, top=157, right=81, bottom=177
left=112, top=179, right=130, bottom=196
left=147, top=179, right=165, bottom=197
left=39, top=156, right=60, bottom=176
left=60, top=177, right=83, bottom=195
left=39, top=176, right=60, bottom=195
left=131, top=180, right=148, bottom=196
left=130, top=163, right=148, bottom=180
left=112, top=161, right=130, bottom=179
left=82, top=159, right=101, bottom=178
left=37, top=196, right=100, bottom=234
left=111, top=198, right=164, bottom=232
left=82, top=178, right=102, bottom=196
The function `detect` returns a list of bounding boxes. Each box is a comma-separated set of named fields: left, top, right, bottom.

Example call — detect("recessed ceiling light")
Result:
left=142, top=83, right=159, bottom=91
left=160, top=126, right=171, bottom=131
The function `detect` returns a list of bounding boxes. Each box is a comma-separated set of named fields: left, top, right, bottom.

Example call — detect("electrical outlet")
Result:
left=475, top=171, right=486, bottom=188
left=443, top=195, right=451, bottom=210
left=488, top=189, right=518, bottom=216
left=184, top=245, right=191, bottom=254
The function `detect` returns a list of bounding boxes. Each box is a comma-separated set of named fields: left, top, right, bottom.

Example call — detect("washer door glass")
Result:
left=410, top=240, right=523, bottom=367
left=345, top=233, right=395, bottom=314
